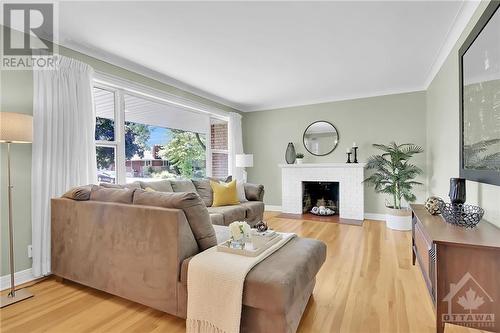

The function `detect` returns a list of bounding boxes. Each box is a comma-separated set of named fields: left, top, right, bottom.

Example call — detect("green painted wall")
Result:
left=0, top=70, right=34, bottom=277
left=426, top=1, right=500, bottom=228
left=242, top=91, right=427, bottom=214
left=0, top=32, right=238, bottom=276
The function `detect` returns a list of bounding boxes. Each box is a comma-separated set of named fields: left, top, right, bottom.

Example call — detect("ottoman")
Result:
left=179, top=228, right=327, bottom=333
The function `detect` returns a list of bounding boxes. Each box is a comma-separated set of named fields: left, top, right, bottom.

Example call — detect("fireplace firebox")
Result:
left=302, top=181, right=339, bottom=215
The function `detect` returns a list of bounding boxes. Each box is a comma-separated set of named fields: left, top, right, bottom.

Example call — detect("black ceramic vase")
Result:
left=285, top=142, right=296, bottom=164
left=449, top=178, right=466, bottom=205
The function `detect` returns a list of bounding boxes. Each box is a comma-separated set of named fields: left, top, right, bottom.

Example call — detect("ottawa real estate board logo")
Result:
left=442, top=272, right=495, bottom=330
left=1, top=2, right=58, bottom=70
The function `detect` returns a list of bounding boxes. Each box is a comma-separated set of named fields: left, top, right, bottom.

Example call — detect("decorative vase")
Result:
left=296, top=158, right=303, bottom=164
left=449, top=178, right=466, bottom=205
left=285, top=142, right=296, bottom=164
left=386, top=206, right=412, bottom=231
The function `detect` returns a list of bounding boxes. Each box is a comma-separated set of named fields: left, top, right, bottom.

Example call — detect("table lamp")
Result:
left=0, top=112, right=34, bottom=308
left=235, top=154, right=253, bottom=183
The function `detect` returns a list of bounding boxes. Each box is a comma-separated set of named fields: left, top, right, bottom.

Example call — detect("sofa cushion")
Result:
left=209, top=213, right=224, bottom=226
left=138, top=180, right=173, bottom=192
left=210, top=180, right=239, bottom=207
left=133, top=189, right=217, bottom=251
left=171, top=179, right=197, bottom=193
left=244, top=183, right=265, bottom=201
left=207, top=205, right=246, bottom=225
left=180, top=235, right=326, bottom=313
left=100, top=182, right=141, bottom=190
left=239, top=201, right=265, bottom=222
left=89, top=185, right=135, bottom=204
left=62, top=185, right=92, bottom=201
left=192, top=179, right=213, bottom=207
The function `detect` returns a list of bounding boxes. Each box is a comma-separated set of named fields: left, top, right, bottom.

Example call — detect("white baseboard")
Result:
left=265, top=205, right=282, bottom=212
left=364, top=213, right=386, bottom=221
left=1, top=268, right=36, bottom=291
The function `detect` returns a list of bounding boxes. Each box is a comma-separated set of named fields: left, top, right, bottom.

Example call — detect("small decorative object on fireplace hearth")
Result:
left=255, top=220, right=268, bottom=232
left=424, top=196, right=444, bottom=215
left=439, top=202, right=484, bottom=228
left=449, top=178, right=466, bottom=205
left=310, top=205, right=335, bottom=216
left=285, top=142, right=296, bottom=164
left=352, top=142, right=359, bottom=163
left=346, top=148, right=352, bottom=163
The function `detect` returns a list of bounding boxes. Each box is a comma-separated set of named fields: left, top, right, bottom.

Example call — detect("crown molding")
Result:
left=242, top=86, right=426, bottom=112
left=59, top=40, right=245, bottom=112
left=423, top=0, right=481, bottom=89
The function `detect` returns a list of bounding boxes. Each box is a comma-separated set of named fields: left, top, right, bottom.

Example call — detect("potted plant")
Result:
left=296, top=153, right=304, bottom=164
left=364, top=142, right=423, bottom=230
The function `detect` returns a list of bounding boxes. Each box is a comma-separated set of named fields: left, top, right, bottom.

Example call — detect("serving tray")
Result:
left=217, top=234, right=283, bottom=257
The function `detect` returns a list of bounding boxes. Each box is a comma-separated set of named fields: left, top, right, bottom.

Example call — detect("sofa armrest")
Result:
left=51, top=198, right=199, bottom=316
left=244, top=183, right=265, bottom=201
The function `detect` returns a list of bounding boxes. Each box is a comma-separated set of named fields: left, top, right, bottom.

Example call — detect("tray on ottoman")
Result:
left=217, top=234, right=283, bottom=257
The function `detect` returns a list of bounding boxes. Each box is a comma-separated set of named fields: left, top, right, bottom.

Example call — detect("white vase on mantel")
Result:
left=296, top=158, right=303, bottom=164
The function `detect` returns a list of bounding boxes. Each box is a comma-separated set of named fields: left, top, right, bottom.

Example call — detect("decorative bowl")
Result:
left=438, top=202, right=484, bottom=228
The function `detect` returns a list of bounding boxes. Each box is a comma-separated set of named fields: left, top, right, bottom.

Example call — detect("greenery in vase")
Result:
left=364, top=142, right=423, bottom=209
left=296, top=153, right=304, bottom=159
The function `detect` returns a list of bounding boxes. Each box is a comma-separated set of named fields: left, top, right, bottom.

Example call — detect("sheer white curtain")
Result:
left=228, top=112, right=244, bottom=181
left=32, top=56, right=97, bottom=277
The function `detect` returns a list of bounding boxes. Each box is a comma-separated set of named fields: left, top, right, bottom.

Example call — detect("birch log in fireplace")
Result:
left=279, top=163, right=366, bottom=221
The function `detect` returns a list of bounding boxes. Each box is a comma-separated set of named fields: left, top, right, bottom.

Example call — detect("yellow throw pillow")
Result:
left=145, top=187, right=157, bottom=192
left=210, top=180, right=239, bottom=207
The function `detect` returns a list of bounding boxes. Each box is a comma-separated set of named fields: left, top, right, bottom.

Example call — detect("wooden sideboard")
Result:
left=411, top=204, right=500, bottom=333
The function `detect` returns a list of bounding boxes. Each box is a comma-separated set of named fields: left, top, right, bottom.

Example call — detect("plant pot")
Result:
left=296, top=158, right=303, bottom=164
left=385, top=206, right=412, bottom=231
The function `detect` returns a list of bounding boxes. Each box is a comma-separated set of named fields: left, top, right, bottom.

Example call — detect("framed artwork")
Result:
left=459, top=0, right=500, bottom=186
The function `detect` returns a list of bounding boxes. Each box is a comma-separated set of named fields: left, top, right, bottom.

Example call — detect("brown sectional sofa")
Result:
left=103, top=179, right=265, bottom=226
left=52, top=184, right=326, bottom=333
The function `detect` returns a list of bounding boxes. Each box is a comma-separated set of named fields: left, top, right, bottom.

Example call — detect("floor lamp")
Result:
left=0, top=112, right=34, bottom=308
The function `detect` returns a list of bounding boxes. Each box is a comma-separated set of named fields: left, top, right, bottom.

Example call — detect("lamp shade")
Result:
left=235, top=154, right=253, bottom=168
left=0, top=112, right=33, bottom=143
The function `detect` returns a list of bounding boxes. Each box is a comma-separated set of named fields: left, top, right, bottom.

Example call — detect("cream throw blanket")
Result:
left=187, top=233, right=296, bottom=333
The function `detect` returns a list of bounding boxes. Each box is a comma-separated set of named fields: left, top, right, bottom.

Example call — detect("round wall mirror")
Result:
left=303, top=121, right=339, bottom=156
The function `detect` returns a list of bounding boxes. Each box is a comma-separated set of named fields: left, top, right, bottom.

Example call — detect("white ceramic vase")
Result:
left=385, top=206, right=412, bottom=231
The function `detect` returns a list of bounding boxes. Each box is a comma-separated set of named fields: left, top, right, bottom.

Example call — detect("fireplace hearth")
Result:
left=302, top=181, right=339, bottom=215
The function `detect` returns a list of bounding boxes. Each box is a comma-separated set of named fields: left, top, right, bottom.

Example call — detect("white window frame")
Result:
left=94, top=83, right=122, bottom=183
left=93, top=72, right=230, bottom=183
left=209, top=117, right=230, bottom=179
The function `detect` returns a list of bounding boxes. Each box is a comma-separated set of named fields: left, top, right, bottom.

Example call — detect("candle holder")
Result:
left=353, top=146, right=359, bottom=163
left=346, top=152, right=352, bottom=163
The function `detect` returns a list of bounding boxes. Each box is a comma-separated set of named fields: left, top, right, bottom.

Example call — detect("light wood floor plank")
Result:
left=1, top=213, right=436, bottom=332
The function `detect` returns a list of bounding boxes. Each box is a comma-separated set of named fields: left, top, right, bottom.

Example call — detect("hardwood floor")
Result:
left=0, top=212, right=436, bottom=332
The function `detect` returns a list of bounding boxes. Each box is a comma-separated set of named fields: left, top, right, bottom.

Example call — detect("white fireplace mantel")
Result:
left=279, top=163, right=366, bottom=168
left=279, top=163, right=366, bottom=220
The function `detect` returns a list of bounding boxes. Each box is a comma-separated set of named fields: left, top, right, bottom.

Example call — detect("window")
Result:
left=124, top=94, right=207, bottom=182
left=210, top=118, right=229, bottom=179
left=94, top=87, right=117, bottom=184
left=92, top=79, right=226, bottom=184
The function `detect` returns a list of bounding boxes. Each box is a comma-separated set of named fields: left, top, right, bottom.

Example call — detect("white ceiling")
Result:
left=55, top=1, right=480, bottom=112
